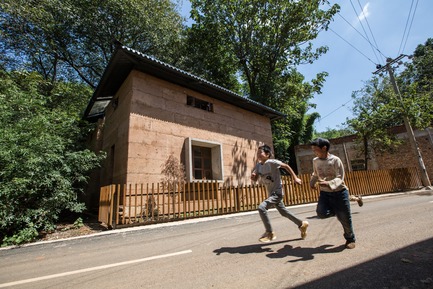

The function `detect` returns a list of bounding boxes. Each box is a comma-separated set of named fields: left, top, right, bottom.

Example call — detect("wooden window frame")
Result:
left=185, top=138, right=223, bottom=182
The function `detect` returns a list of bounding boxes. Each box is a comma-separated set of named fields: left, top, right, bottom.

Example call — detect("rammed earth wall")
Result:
left=93, top=70, right=273, bottom=187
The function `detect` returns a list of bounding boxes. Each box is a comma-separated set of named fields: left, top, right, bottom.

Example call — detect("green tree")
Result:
left=0, top=0, right=184, bottom=87
left=188, top=0, right=338, bottom=103
left=401, top=38, right=433, bottom=95
left=346, top=39, right=433, bottom=170
left=314, top=127, right=354, bottom=140
left=181, top=19, right=242, bottom=93
left=0, top=70, right=105, bottom=246
left=186, top=0, right=339, bottom=165
left=399, top=38, right=433, bottom=128
left=346, top=77, right=403, bottom=169
left=270, top=70, right=327, bottom=164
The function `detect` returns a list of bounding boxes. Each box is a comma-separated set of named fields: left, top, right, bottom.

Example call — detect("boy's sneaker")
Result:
left=299, top=221, right=309, bottom=239
left=357, top=195, right=363, bottom=207
left=345, top=241, right=356, bottom=249
left=259, top=231, right=276, bottom=243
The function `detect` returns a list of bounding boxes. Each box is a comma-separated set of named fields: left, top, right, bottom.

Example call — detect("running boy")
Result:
left=251, top=144, right=309, bottom=243
left=309, top=138, right=356, bottom=249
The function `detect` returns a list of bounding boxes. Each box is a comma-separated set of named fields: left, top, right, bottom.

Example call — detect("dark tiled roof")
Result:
left=83, top=45, right=285, bottom=121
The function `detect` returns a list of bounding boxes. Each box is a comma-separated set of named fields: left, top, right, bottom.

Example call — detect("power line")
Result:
left=328, top=28, right=377, bottom=65
left=398, top=0, right=419, bottom=55
left=356, top=0, right=385, bottom=64
left=329, top=3, right=386, bottom=63
left=318, top=98, right=353, bottom=121
left=317, top=2, right=418, bottom=125
left=349, top=0, right=381, bottom=64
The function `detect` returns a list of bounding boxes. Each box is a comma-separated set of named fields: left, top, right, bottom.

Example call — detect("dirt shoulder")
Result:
left=39, top=212, right=109, bottom=242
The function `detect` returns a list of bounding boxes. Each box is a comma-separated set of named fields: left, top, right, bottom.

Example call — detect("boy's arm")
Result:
left=280, top=163, right=302, bottom=185
left=317, top=158, right=344, bottom=190
left=251, top=166, right=258, bottom=182
left=309, top=160, right=319, bottom=189
left=326, top=158, right=345, bottom=190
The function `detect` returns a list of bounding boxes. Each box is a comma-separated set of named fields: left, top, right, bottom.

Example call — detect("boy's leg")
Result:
left=316, top=191, right=335, bottom=218
left=334, top=189, right=356, bottom=243
left=258, top=196, right=277, bottom=233
left=349, top=195, right=364, bottom=207
left=258, top=195, right=279, bottom=242
left=275, top=200, right=303, bottom=227
left=275, top=198, right=309, bottom=239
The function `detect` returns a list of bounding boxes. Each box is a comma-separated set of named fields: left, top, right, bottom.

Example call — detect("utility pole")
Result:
left=374, top=55, right=431, bottom=187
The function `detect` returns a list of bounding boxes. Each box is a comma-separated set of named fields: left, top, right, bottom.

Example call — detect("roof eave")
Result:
left=83, top=46, right=286, bottom=121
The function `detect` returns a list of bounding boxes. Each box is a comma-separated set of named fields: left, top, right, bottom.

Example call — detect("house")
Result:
left=83, top=45, right=285, bottom=207
left=294, top=126, right=433, bottom=181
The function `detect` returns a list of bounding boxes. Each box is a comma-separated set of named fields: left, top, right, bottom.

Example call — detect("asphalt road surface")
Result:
left=1, top=189, right=432, bottom=289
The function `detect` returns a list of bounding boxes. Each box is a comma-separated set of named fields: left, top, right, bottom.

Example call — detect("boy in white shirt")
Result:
left=310, top=138, right=356, bottom=249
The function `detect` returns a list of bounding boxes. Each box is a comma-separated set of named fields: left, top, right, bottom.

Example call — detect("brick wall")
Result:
left=295, top=128, right=433, bottom=184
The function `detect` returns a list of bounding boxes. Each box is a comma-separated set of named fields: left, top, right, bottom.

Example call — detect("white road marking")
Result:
left=0, top=250, right=192, bottom=288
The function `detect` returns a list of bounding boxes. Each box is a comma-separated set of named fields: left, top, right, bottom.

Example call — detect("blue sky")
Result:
left=177, top=0, right=433, bottom=132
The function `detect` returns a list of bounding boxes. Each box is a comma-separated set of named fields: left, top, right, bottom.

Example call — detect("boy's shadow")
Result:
left=267, top=244, right=345, bottom=262
left=213, top=240, right=345, bottom=262
left=213, top=239, right=299, bottom=255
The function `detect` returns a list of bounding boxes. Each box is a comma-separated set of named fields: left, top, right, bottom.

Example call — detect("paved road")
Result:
left=1, top=190, right=432, bottom=289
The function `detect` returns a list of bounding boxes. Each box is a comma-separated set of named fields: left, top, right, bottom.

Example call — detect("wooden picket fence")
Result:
left=98, top=167, right=422, bottom=228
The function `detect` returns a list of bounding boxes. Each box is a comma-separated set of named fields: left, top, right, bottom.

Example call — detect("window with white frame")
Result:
left=185, top=138, right=223, bottom=182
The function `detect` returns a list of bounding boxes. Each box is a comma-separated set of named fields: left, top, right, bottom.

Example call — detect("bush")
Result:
left=0, top=70, right=105, bottom=245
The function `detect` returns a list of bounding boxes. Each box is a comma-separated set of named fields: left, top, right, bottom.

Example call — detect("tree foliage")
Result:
left=270, top=69, right=327, bottom=164
left=346, top=39, right=433, bottom=169
left=346, top=77, right=401, bottom=169
left=401, top=38, right=433, bottom=94
left=188, top=0, right=338, bottom=102
left=314, top=127, right=354, bottom=140
left=186, top=0, right=339, bottom=165
left=0, top=70, right=105, bottom=245
left=0, top=0, right=184, bottom=87
left=398, top=38, right=433, bottom=129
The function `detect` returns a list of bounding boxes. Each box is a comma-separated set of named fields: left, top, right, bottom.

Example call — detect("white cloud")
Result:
left=358, top=2, right=371, bottom=21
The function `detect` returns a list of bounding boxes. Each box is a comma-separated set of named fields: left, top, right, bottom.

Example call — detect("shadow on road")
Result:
left=267, top=244, right=345, bottom=262
left=213, top=239, right=300, bottom=255
left=294, top=237, right=433, bottom=289
left=213, top=238, right=346, bottom=261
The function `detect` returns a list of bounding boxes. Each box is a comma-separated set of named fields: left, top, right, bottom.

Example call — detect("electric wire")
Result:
left=402, top=0, right=419, bottom=53
left=318, top=98, right=353, bottom=122
left=328, top=27, right=376, bottom=65
left=328, top=3, right=386, bottom=63
left=356, top=0, right=385, bottom=64
left=398, top=0, right=415, bottom=55
left=349, top=0, right=381, bottom=65
left=317, top=1, right=420, bottom=125
left=334, top=11, right=386, bottom=60
left=398, top=0, right=419, bottom=55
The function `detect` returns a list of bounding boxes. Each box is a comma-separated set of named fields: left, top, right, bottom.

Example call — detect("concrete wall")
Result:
left=94, top=70, right=274, bottom=187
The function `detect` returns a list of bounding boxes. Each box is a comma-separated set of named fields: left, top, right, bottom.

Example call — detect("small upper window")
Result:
left=187, top=96, right=214, bottom=112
